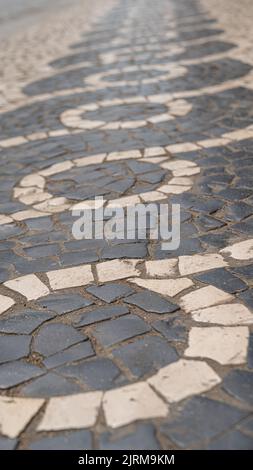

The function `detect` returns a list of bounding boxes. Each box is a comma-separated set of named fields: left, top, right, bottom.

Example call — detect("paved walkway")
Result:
left=0, top=0, right=253, bottom=450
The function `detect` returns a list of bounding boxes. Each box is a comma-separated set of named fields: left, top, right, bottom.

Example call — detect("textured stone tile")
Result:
left=180, top=286, right=233, bottom=313
left=99, top=424, right=160, bottom=450
left=20, top=174, right=45, bottom=189
left=222, top=370, right=253, bottom=406
left=221, top=239, right=253, bottom=260
left=125, top=291, right=179, bottom=314
left=20, top=372, right=82, bottom=397
left=4, top=274, right=49, bottom=300
left=28, top=430, right=92, bottom=450
left=194, top=268, right=247, bottom=294
left=91, top=314, right=150, bottom=348
left=206, top=430, right=253, bottom=450
left=103, top=382, right=168, bottom=428
left=178, top=254, right=227, bottom=275
left=96, top=259, right=141, bottom=282
left=86, top=283, right=134, bottom=303
left=0, top=294, right=15, bottom=315
left=102, top=243, right=147, bottom=260
left=33, top=323, right=85, bottom=357
left=152, top=318, right=187, bottom=342
left=47, top=265, right=93, bottom=290
left=37, top=392, right=103, bottom=431
left=12, top=209, right=51, bottom=221
left=112, top=336, right=178, bottom=378
left=145, top=259, right=178, bottom=277
left=192, top=304, right=253, bottom=325
left=59, top=357, right=121, bottom=390
left=160, top=397, right=248, bottom=448
left=74, top=305, right=129, bottom=327
left=0, top=396, right=44, bottom=438
left=37, top=293, right=93, bottom=315
left=148, top=359, right=220, bottom=403
left=0, top=335, right=31, bottom=364
left=129, top=278, right=193, bottom=298
left=0, top=310, right=54, bottom=334
left=185, top=326, right=249, bottom=365
left=43, top=341, right=95, bottom=369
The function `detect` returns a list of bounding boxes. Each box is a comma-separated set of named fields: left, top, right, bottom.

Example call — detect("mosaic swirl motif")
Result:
left=0, top=0, right=253, bottom=451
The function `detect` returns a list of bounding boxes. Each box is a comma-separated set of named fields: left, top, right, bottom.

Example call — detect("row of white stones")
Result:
left=84, top=63, right=187, bottom=88
left=1, top=242, right=253, bottom=438
left=60, top=95, right=192, bottom=130
left=0, top=146, right=200, bottom=226
left=1, top=61, right=253, bottom=148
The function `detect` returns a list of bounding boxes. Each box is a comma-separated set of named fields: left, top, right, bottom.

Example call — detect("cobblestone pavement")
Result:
left=0, top=0, right=253, bottom=451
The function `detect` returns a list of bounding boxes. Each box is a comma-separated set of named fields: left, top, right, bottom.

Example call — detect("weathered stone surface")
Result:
left=33, top=323, right=85, bottom=357
left=160, top=397, right=248, bottom=448
left=91, top=314, right=151, bottom=348
left=125, top=291, right=179, bottom=314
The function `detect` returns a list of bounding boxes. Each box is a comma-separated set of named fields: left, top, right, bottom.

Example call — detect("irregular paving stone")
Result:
left=112, top=336, right=178, bottom=378
left=33, top=323, right=85, bottom=357
left=180, top=286, right=233, bottom=313
left=47, top=265, right=94, bottom=290
left=185, top=326, right=249, bottom=365
left=239, top=289, right=253, bottom=310
left=125, top=291, right=179, bottom=314
left=152, top=317, right=187, bottom=342
left=0, top=335, right=31, bottom=364
left=145, top=258, right=178, bottom=277
left=28, top=430, right=92, bottom=450
left=103, top=382, right=168, bottom=428
left=194, top=268, right=247, bottom=293
left=160, top=397, right=248, bottom=448
left=74, top=305, right=129, bottom=327
left=178, top=253, right=227, bottom=275
left=0, top=437, right=17, bottom=450
left=224, top=202, right=253, bottom=222
left=20, top=372, right=82, bottom=397
left=0, top=294, right=15, bottom=315
left=222, top=370, right=253, bottom=406
left=24, top=243, right=60, bottom=259
left=91, top=314, right=151, bottom=348
left=0, top=310, right=54, bottom=334
left=86, top=283, right=134, bottom=303
left=59, top=357, right=122, bottom=390
left=37, top=392, right=103, bottom=431
left=37, top=293, right=93, bottom=315
left=96, top=259, right=141, bottom=282
left=230, top=264, right=253, bottom=280
left=43, top=341, right=95, bottom=369
left=102, top=243, right=147, bottom=259
left=99, top=424, right=160, bottom=450
left=0, top=360, right=44, bottom=389
left=192, top=302, right=253, bottom=325
left=4, top=274, right=49, bottom=300
left=206, top=430, right=253, bottom=450
left=148, top=359, right=220, bottom=403
left=130, top=277, right=193, bottom=298
left=0, top=396, right=44, bottom=438
left=221, top=239, right=253, bottom=260
left=59, top=251, right=99, bottom=265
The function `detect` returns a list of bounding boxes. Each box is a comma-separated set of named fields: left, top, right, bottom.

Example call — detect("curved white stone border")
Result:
left=0, top=146, right=200, bottom=225
left=85, top=63, right=187, bottom=88
left=1, top=241, right=253, bottom=436
left=60, top=95, right=192, bottom=131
